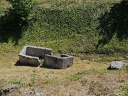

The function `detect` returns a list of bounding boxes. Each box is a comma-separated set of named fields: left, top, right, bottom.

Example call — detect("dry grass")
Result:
left=0, top=51, right=128, bottom=95
left=0, top=52, right=108, bottom=85
left=41, top=73, right=128, bottom=96
left=0, top=0, right=128, bottom=95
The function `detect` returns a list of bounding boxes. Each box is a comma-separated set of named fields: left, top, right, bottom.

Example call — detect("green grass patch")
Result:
left=0, top=0, right=127, bottom=60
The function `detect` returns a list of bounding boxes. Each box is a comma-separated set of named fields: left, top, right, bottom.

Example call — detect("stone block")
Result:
left=43, top=54, right=74, bottom=69
left=108, top=61, right=125, bottom=70
left=18, top=45, right=52, bottom=66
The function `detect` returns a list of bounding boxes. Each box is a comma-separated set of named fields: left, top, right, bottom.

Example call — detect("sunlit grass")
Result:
left=0, top=0, right=128, bottom=95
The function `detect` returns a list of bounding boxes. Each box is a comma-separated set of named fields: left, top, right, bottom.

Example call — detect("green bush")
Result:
left=7, top=0, right=35, bottom=23
left=0, top=0, right=36, bottom=45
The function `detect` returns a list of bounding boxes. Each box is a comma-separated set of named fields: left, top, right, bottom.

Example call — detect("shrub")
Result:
left=7, top=0, right=35, bottom=24
left=0, top=0, right=36, bottom=45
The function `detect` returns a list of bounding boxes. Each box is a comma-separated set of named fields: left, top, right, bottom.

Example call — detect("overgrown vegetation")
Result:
left=97, top=0, right=128, bottom=47
left=0, top=0, right=128, bottom=95
left=0, top=0, right=36, bottom=45
left=0, top=0, right=127, bottom=58
left=7, top=0, right=35, bottom=22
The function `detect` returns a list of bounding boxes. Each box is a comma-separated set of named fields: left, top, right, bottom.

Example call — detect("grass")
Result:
left=0, top=52, right=128, bottom=95
left=1, top=0, right=127, bottom=56
left=0, top=0, right=128, bottom=95
left=0, top=0, right=11, bottom=16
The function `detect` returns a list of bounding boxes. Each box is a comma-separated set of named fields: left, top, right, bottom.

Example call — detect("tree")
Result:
left=7, top=0, right=35, bottom=25
left=96, top=0, right=128, bottom=48
left=0, top=0, right=36, bottom=45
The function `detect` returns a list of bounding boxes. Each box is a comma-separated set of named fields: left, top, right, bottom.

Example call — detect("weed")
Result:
left=126, top=65, right=128, bottom=73
left=50, top=71, right=54, bottom=74
left=30, top=70, right=36, bottom=85
left=121, top=84, right=128, bottom=96
left=9, top=81, right=28, bottom=87
left=66, top=71, right=86, bottom=81
left=118, top=79, right=125, bottom=83
left=0, top=79, right=5, bottom=88
left=87, top=81, right=111, bottom=95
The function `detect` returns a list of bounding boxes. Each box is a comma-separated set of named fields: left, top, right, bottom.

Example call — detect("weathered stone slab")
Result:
left=18, top=55, right=40, bottom=66
left=18, top=45, right=53, bottom=66
left=43, top=54, right=74, bottom=69
left=108, top=61, right=125, bottom=70
left=26, top=46, right=52, bottom=59
left=0, top=85, right=19, bottom=96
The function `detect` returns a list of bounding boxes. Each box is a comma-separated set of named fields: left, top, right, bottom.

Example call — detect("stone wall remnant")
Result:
left=18, top=45, right=53, bottom=66
left=43, top=54, right=74, bottom=69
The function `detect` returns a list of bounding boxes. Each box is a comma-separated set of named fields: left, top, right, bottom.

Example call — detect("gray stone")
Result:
left=1, top=85, right=19, bottom=95
left=18, top=45, right=53, bottom=66
left=43, top=54, right=74, bottom=69
left=69, top=92, right=76, bottom=96
left=108, top=61, right=125, bottom=70
left=35, top=91, right=44, bottom=96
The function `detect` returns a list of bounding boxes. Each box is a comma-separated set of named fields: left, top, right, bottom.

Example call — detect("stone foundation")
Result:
left=18, top=45, right=52, bottom=66
left=43, top=54, right=74, bottom=69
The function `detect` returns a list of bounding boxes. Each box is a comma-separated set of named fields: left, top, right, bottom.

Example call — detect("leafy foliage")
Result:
left=97, top=0, right=128, bottom=48
left=0, top=0, right=128, bottom=57
left=0, top=0, right=36, bottom=45
left=7, top=0, right=35, bottom=22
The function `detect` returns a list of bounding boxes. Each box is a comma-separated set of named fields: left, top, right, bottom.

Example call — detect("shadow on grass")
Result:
left=0, top=9, right=29, bottom=45
left=40, top=64, right=61, bottom=70
left=15, top=60, right=61, bottom=69
left=97, top=1, right=128, bottom=48
left=15, top=60, right=38, bottom=67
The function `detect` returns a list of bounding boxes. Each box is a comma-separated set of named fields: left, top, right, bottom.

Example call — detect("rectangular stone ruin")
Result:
left=18, top=45, right=53, bottom=66
left=43, top=54, right=74, bottom=69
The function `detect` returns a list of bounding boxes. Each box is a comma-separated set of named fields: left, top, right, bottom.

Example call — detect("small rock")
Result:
left=108, top=61, right=125, bottom=70
left=3, top=85, right=19, bottom=93
left=33, top=89, right=44, bottom=96
left=35, top=91, right=44, bottom=96
left=69, top=92, right=76, bottom=96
